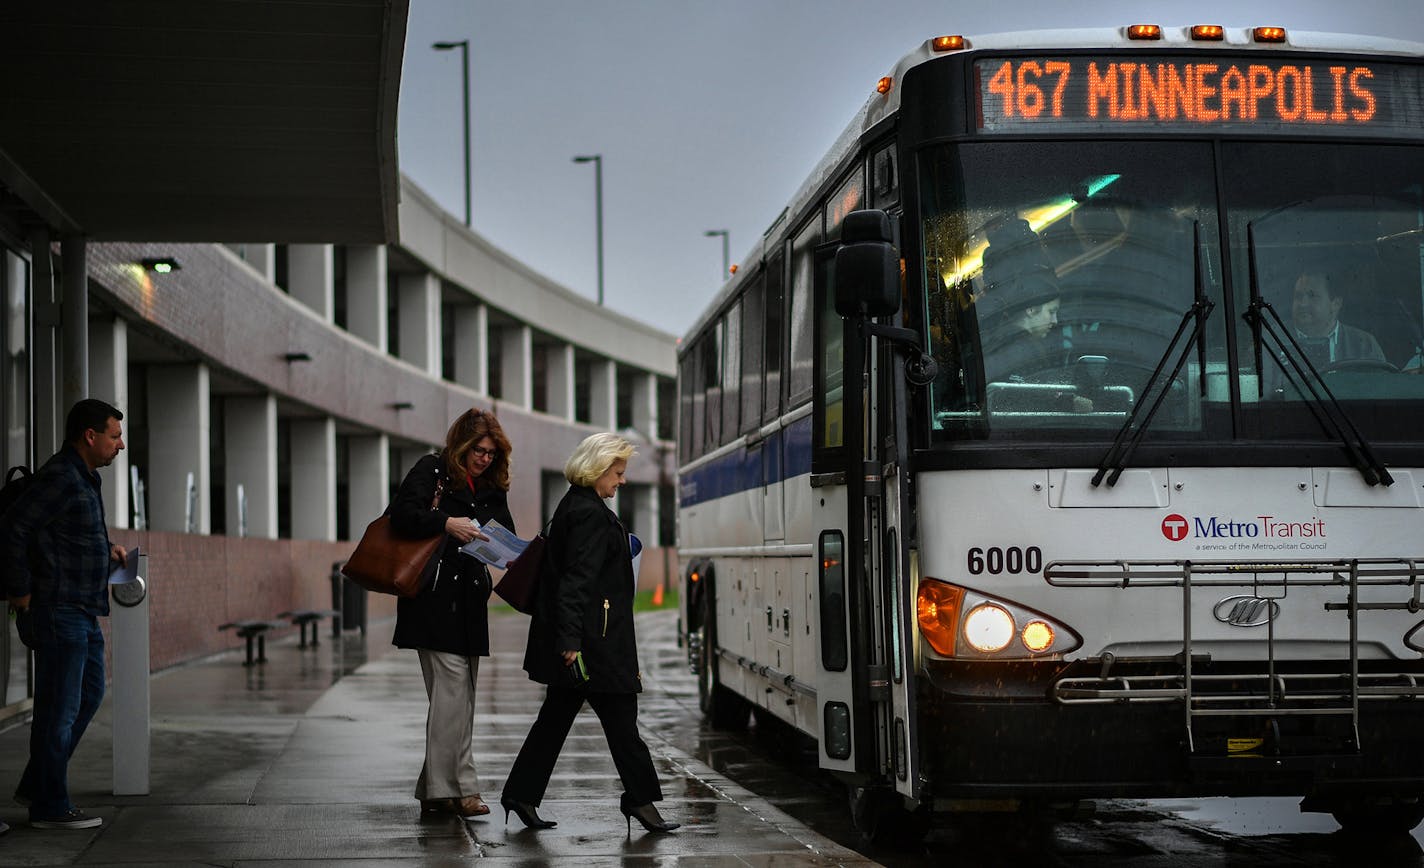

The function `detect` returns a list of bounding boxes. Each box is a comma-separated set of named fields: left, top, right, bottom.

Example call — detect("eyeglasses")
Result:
left=470, top=446, right=499, bottom=459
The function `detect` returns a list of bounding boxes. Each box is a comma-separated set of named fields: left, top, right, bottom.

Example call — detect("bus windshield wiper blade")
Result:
left=1092, top=222, right=1213, bottom=488
left=1241, top=222, right=1393, bottom=487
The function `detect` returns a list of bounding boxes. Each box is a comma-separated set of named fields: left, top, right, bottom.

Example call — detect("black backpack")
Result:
left=0, top=465, right=33, bottom=519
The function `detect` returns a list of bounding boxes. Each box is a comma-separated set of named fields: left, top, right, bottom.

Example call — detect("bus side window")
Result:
left=678, top=354, right=695, bottom=464
left=871, top=143, right=898, bottom=208
left=764, top=249, right=786, bottom=421
left=788, top=218, right=820, bottom=405
left=703, top=322, right=723, bottom=452
left=740, top=275, right=765, bottom=434
left=722, top=301, right=742, bottom=444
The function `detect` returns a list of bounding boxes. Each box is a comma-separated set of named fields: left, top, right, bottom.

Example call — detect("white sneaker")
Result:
left=30, top=809, right=102, bottom=830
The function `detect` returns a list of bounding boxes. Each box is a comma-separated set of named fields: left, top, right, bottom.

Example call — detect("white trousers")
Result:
left=414, top=649, right=481, bottom=800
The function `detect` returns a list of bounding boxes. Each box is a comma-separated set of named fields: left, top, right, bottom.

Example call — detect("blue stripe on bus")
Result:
left=678, top=415, right=813, bottom=508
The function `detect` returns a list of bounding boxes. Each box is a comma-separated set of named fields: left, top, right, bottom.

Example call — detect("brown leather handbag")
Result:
left=342, top=477, right=445, bottom=598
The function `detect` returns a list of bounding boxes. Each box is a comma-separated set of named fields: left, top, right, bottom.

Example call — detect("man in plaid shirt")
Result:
left=3, top=399, right=126, bottom=831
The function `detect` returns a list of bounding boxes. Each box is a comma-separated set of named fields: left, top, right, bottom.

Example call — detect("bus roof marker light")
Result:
left=1253, top=26, right=1288, bottom=43
left=1126, top=24, right=1162, bottom=41
left=1191, top=25, right=1225, bottom=41
left=876, top=76, right=893, bottom=95
left=931, top=35, right=967, bottom=52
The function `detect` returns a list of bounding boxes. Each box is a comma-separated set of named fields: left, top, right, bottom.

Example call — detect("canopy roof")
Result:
left=0, top=0, right=408, bottom=243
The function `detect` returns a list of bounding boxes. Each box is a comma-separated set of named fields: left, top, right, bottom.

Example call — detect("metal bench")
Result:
left=217, top=619, right=286, bottom=665
left=277, top=609, right=339, bottom=648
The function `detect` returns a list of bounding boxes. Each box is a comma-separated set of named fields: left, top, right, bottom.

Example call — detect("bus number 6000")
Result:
left=967, top=546, right=1043, bottom=575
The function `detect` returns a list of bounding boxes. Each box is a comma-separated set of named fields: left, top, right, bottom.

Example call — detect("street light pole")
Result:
left=573, top=154, right=604, bottom=305
left=704, top=229, right=729, bottom=280
left=432, top=39, right=471, bottom=227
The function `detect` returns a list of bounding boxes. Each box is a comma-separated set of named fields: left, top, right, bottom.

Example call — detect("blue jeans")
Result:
left=18, top=605, right=105, bottom=820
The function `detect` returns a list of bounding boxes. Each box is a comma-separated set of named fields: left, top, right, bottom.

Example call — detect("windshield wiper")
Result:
left=1093, top=222, right=1214, bottom=487
left=1241, top=221, right=1393, bottom=487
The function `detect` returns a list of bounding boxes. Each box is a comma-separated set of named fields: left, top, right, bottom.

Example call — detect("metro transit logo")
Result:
left=1161, top=514, right=1189, bottom=542
left=1160, top=512, right=1327, bottom=543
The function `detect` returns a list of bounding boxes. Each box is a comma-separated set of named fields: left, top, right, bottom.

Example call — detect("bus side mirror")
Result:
left=835, top=209, right=900, bottom=318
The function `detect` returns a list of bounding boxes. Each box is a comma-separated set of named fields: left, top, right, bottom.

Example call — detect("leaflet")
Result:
left=459, top=520, right=530, bottom=569
left=109, top=545, right=141, bottom=585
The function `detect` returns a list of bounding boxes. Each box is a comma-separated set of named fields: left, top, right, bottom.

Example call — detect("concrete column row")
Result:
left=255, top=243, right=667, bottom=435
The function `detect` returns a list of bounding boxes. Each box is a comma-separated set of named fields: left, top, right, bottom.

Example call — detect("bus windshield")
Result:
left=922, top=139, right=1424, bottom=448
left=923, top=140, right=1224, bottom=441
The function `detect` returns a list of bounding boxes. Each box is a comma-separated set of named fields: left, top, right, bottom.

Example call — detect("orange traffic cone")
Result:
left=651, top=583, right=665, bottom=607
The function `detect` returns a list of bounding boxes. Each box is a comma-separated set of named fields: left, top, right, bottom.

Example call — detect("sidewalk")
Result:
left=0, top=609, right=876, bottom=866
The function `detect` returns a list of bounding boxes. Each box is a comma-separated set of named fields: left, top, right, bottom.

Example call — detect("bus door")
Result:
left=827, top=209, right=923, bottom=802
left=874, top=318, right=921, bottom=803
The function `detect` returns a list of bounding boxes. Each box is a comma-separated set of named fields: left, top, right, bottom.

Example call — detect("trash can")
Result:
left=331, top=560, right=367, bottom=636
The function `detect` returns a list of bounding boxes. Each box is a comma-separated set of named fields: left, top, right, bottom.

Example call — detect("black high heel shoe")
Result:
left=500, top=797, right=556, bottom=829
left=619, top=792, right=679, bottom=833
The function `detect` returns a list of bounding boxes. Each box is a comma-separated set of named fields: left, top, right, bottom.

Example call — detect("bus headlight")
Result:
left=917, top=578, right=1081, bottom=660
left=964, top=604, right=1014, bottom=652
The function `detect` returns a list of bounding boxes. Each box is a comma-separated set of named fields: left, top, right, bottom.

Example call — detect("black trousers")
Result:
left=502, top=685, right=663, bottom=806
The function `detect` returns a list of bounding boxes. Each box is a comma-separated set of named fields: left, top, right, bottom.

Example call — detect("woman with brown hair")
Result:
left=389, top=407, right=514, bottom=819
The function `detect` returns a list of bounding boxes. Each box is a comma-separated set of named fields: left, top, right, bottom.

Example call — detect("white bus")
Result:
left=677, top=24, right=1424, bottom=839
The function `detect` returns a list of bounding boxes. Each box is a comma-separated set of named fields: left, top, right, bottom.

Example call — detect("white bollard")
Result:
left=110, top=552, right=150, bottom=795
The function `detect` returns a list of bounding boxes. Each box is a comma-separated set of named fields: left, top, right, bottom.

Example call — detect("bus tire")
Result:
left=697, top=588, right=750, bottom=730
left=849, top=785, right=928, bottom=846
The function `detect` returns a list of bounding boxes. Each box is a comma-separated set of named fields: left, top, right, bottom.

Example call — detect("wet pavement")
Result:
left=0, top=609, right=875, bottom=866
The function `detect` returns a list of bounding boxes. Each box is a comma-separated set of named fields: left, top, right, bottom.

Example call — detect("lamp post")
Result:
left=704, top=229, right=729, bottom=280
left=432, top=39, right=471, bottom=227
left=573, top=154, right=604, bottom=305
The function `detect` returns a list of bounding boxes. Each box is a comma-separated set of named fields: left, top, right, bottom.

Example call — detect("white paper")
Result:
left=629, top=533, right=642, bottom=590
left=109, top=545, right=141, bottom=585
left=459, top=520, right=530, bottom=569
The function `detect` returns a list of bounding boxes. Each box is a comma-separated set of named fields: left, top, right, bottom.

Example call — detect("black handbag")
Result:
left=493, top=533, right=546, bottom=614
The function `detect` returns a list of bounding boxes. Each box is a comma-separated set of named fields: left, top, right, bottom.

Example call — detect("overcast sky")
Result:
left=396, top=0, right=1424, bottom=338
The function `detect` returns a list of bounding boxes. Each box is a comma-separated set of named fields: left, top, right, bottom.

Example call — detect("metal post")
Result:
left=433, top=39, right=472, bottom=227
left=112, top=552, right=150, bottom=795
left=61, top=236, right=88, bottom=411
left=705, top=229, right=729, bottom=280
left=574, top=154, right=604, bottom=305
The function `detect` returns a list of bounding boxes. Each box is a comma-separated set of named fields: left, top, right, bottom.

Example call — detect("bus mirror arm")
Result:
left=862, top=322, right=939, bottom=387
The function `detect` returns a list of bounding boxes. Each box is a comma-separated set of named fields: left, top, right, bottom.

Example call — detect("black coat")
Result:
left=522, top=484, right=641, bottom=694
left=390, top=453, right=514, bottom=657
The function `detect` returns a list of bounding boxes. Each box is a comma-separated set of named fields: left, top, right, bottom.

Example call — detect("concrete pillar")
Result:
left=29, top=227, right=60, bottom=455
left=397, top=272, right=442, bottom=376
left=346, top=245, right=387, bottom=350
left=547, top=343, right=575, bottom=421
left=146, top=364, right=210, bottom=534
left=346, top=434, right=390, bottom=540
left=287, top=244, right=334, bottom=321
left=631, top=483, right=659, bottom=547
left=60, top=236, right=87, bottom=414
left=590, top=359, right=616, bottom=429
left=228, top=244, right=276, bottom=283
left=290, top=417, right=337, bottom=541
left=393, top=446, right=437, bottom=491
left=453, top=304, right=487, bottom=394
left=89, top=317, right=130, bottom=528
left=500, top=325, right=533, bottom=409
left=632, top=372, right=658, bottom=441
left=224, top=395, right=277, bottom=539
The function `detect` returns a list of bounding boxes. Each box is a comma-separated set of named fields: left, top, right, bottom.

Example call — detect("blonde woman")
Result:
left=500, top=433, right=678, bottom=834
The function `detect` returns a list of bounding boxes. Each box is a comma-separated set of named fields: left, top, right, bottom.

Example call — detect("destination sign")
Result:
left=975, top=56, right=1424, bottom=136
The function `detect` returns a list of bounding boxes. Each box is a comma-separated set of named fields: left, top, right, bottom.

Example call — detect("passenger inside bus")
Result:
left=978, top=217, right=1093, bottom=412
